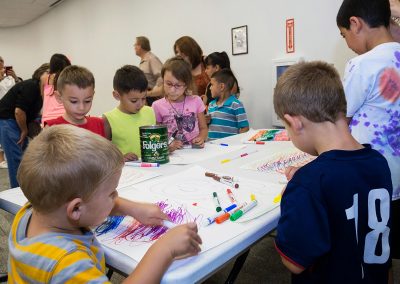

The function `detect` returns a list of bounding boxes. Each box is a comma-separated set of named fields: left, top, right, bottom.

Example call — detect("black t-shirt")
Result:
left=0, top=79, right=42, bottom=123
left=276, top=145, right=392, bottom=284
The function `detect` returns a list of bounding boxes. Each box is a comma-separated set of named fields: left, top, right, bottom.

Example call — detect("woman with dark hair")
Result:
left=204, top=51, right=240, bottom=105
left=174, top=36, right=210, bottom=98
left=41, top=53, right=71, bottom=124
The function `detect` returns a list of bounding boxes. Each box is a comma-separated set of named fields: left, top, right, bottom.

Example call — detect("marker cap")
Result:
left=215, top=213, right=230, bottom=224
left=230, top=210, right=243, bottom=221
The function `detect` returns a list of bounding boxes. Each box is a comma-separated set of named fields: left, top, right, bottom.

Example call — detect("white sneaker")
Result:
left=0, top=161, right=7, bottom=169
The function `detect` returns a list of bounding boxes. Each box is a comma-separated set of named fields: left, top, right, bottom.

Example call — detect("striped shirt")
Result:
left=8, top=204, right=110, bottom=283
left=208, top=95, right=249, bottom=140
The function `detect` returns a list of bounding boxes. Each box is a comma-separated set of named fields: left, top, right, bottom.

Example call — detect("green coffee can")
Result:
left=140, top=125, right=169, bottom=164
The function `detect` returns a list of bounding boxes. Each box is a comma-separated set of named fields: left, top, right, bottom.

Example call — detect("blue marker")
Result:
left=220, top=143, right=229, bottom=146
left=202, top=204, right=237, bottom=227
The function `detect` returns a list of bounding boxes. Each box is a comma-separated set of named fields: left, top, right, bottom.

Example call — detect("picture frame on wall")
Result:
left=231, top=25, right=248, bottom=55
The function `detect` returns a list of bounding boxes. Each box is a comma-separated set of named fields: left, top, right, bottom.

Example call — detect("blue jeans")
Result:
left=0, top=119, right=27, bottom=188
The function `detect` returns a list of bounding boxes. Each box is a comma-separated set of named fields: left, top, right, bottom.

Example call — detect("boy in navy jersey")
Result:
left=274, top=61, right=392, bottom=283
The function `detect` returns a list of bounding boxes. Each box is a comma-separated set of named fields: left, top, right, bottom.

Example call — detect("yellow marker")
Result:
left=250, top=194, right=256, bottom=201
left=273, top=194, right=282, bottom=204
left=221, top=159, right=231, bottom=164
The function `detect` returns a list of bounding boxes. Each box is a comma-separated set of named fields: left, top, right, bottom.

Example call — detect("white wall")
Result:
left=0, top=0, right=356, bottom=128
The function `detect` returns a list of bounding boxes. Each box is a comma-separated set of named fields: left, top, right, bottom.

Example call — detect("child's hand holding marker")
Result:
left=156, top=222, right=202, bottom=260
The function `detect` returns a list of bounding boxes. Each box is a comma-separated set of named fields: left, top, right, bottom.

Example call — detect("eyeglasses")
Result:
left=164, top=81, right=186, bottom=90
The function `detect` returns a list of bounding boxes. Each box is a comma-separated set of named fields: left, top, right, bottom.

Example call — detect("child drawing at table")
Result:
left=9, top=125, right=202, bottom=283
left=152, top=56, right=208, bottom=152
left=274, top=61, right=392, bottom=283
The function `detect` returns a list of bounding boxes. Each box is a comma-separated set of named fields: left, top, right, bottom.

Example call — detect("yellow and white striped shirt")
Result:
left=8, top=204, right=111, bottom=283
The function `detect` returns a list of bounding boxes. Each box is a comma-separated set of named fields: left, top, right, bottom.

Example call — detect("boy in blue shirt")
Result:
left=207, top=69, right=249, bottom=140
left=337, top=0, right=400, bottom=261
left=274, top=61, right=392, bottom=283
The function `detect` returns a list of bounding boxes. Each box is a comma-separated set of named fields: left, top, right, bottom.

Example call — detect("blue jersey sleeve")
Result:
left=276, top=181, right=331, bottom=269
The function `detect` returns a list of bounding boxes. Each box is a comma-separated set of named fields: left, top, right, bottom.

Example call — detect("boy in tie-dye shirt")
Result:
left=337, top=0, right=400, bottom=259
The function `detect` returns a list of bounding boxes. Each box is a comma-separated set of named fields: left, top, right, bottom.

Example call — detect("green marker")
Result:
left=230, top=200, right=258, bottom=221
left=213, top=192, right=222, bottom=212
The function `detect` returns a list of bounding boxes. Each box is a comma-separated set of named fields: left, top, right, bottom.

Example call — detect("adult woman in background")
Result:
left=174, top=36, right=210, bottom=97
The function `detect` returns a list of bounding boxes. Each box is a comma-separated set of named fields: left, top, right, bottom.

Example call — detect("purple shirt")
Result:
left=152, top=96, right=205, bottom=144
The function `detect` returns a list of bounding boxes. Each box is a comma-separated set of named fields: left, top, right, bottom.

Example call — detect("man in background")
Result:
left=134, top=36, right=163, bottom=106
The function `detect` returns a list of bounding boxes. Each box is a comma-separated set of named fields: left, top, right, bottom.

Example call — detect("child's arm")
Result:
left=280, top=256, right=305, bottom=274
left=102, top=115, right=112, bottom=140
left=111, top=197, right=168, bottom=226
left=191, top=112, right=208, bottom=146
left=123, top=223, right=202, bottom=283
left=239, top=126, right=249, bottom=133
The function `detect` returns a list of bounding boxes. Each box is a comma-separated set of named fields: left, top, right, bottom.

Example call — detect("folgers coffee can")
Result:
left=139, top=125, right=169, bottom=164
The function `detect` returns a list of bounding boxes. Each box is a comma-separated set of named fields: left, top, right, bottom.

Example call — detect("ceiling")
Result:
left=0, top=0, right=66, bottom=28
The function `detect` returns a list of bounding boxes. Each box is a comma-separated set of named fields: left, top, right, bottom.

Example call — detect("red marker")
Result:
left=227, top=188, right=237, bottom=203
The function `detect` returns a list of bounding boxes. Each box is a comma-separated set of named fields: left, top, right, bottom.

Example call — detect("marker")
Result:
left=230, top=200, right=258, bottom=221
left=168, top=130, right=178, bottom=145
left=227, top=188, right=237, bottom=203
left=205, top=172, right=239, bottom=188
left=213, top=176, right=239, bottom=188
left=213, top=192, right=222, bottom=212
left=182, top=144, right=203, bottom=149
left=162, top=220, right=177, bottom=229
left=125, top=162, right=160, bottom=167
left=220, top=149, right=258, bottom=164
left=202, top=204, right=237, bottom=226
left=215, top=202, right=247, bottom=224
left=251, top=194, right=256, bottom=201
left=244, top=141, right=266, bottom=145
left=220, top=143, right=229, bottom=146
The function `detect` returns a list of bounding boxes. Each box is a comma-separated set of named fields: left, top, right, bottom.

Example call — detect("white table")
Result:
left=0, top=132, right=294, bottom=283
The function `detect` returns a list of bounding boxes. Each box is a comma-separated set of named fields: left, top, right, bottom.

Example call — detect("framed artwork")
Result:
left=231, top=25, right=248, bottom=55
left=271, top=57, right=304, bottom=127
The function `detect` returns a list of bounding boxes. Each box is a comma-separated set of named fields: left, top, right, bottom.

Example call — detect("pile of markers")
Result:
left=203, top=172, right=257, bottom=226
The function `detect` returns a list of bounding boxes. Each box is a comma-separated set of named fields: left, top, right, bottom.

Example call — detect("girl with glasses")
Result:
left=152, top=57, right=208, bottom=152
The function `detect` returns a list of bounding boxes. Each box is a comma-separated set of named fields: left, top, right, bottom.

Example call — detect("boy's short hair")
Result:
left=136, top=36, right=151, bottom=51
left=57, top=65, right=95, bottom=92
left=17, top=125, right=124, bottom=214
left=211, top=68, right=236, bottom=91
left=113, top=65, right=148, bottom=94
left=336, top=0, right=390, bottom=29
left=273, top=61, right=347, bottom=123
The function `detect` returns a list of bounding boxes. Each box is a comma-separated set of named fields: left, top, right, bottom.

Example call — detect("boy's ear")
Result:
left=216, top=65, right=221, bottom=71
left=283, top=114, right=303, bottom=133
left=66, top=198, right=83, bottom=222
left=112, top=90, right=121, bottom=101
left=349, top=16, right=363, bottom=34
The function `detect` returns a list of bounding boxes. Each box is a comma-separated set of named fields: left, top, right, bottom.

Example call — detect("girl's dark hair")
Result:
left=49, top=54, right=71, bottom=91
left=205, top=52, right=231, bottom=69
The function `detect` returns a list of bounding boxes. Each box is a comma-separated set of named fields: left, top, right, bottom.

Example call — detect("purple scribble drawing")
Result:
left=256, top=152, right=314, bottom=173
left=95, top=200, right=201, bottom=245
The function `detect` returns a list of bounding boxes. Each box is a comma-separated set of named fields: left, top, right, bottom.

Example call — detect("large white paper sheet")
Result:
left=117, top=166, right=161, bottom=190
left=95, top=166, right=283, bottom=263
left=168, top=144, right=246, bottom=165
